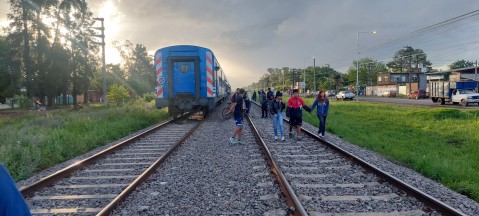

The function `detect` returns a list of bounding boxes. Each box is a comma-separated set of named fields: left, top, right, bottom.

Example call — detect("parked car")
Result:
left=326, top=90, right=336, bottom=97
left=407, top=90, right=427, bottom=99
left=381, top=91, right=396, bottom=97
left=336, top=91, right=354, bottom=100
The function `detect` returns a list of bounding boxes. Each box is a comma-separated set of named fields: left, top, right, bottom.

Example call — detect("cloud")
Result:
left=38, top=0, right=479, bottom=87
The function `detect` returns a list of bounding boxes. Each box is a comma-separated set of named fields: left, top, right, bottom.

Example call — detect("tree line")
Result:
left=0, top=0, right=154, bottom=106
left=247, top=45, right=473, bottom=93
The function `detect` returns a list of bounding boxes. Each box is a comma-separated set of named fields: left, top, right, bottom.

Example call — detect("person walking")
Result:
left=252, top=90, right=257, bottom=102
left=286, top=89, right=311, bottom=140
left=310, top=90, right=329, bottom=137
left=231, top=88, right=240, bottom=103
left=261, top=90, right=268, bottom=118
left=227, top=88, right=246, bottom=144
left=0, top=164, right=31, bottom=216
left=270, top=91, right=286, bottom=141
left=244, top=91, right=251, bottom=115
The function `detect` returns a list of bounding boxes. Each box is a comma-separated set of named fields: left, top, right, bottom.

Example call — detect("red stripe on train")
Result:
left=206, top=54, right=212, bottom=64
left=207, top=76, right=213, bottom=85
left=207, top=88, right=213, bottom=96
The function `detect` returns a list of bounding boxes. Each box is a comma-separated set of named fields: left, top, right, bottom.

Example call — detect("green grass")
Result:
left=0, top=100, right=169, bottom=181
left=285, top=97, right=479, bottom=202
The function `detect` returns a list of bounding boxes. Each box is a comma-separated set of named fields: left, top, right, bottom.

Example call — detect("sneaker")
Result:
left=281, top=137, right=285, bottom=141
left=237, top=140, right=244, bottom=145
left=319, top=134, right=324, bottom=138
left=230, top=137, right=237, bottom=144
left=289, top=133, right=293, bottom=138
left=274, top=136, right=278, bottom=140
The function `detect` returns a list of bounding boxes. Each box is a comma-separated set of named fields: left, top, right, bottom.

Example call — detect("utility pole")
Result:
left=476, top=60, right=478, bottom=92
left=405, top=45, right=412, bottom=94
left=368, top=62, right=372, bottom=86
left=313, top=57, right=316, bottom=93
left=92, top=18, right=107, bottom=105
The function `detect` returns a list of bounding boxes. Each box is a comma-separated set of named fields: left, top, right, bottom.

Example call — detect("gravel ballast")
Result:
left=111, top=105, right=289, bottom=215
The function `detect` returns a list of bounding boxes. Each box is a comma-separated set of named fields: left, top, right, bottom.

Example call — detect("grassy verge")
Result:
left=283, top=96, right=479, bottom=202
left=0, top=100, right=169, bottom=181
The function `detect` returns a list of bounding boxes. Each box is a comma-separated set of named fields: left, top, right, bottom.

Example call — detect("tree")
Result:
left=114, top=40, right=154, bottom=96
left=5, top=0, right=98, bottom=106
left=108, top=84, right=131, bottom=104
left=387, top=46, right=431, bottom=73
left=449, top=60, right=474, bottom=69
left=347, top=58, right=387, bottom=88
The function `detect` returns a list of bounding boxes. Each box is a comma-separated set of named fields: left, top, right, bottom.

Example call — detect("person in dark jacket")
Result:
left=231, top=88, right=240, bottom=103
left=261, top=90, right=268, bottom=118
left=252, top=90, right=257, bottom=102
left=0, top=164, right=31, bottom=216
left=243, top=91, right=251, bottom=115
left=270, top=91, right=286, bottom=141
left=310, top=89, right=329, bottom=137
left=267, top=88, right=274, bottom=101
left=286, top=89, right=311, bottom=140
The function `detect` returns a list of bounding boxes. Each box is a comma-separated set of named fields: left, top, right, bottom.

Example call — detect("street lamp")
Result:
left=356, top=31, right=376, bottom=101
left=313, top=57, right=316, bottom=93
left=303, top=57, right=309, bottom=94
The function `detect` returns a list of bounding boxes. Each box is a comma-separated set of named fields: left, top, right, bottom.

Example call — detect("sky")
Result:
left=2, top=0, right=479, bottom=88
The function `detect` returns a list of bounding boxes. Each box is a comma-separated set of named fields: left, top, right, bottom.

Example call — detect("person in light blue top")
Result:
left=270, top=91, right=286, bottom=141
left=310, top=89, right=330, bottom=137
left=0, top=163, right=31, bottom=216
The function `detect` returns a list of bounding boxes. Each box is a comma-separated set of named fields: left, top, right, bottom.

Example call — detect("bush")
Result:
left=108, top=84, right=131, bottom=105
left=144, top=93, right=155, bottom=102
left=13, top=94, right=31, bottom=109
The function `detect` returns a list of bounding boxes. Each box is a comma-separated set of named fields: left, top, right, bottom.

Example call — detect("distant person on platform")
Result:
left=227, top=88, right=246, bottom=144
left=0, top=164, right=31, bottom=216
left=286, top=89, right=311, bottom=140
left=310, top=89, right=329, bottom=138
left=270, top=91, right=286, bottom=141
left=252, top=90, right=257, bottom=102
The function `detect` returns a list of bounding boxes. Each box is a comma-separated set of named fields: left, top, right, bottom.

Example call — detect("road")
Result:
left=353, top=96, right=479, bottom=109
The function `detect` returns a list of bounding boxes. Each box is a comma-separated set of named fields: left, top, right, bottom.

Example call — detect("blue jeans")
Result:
left=272, top=112, right=285, bottom=137
left=245, top=100, right=251, bottom=114
left=318, top=115, right=327, bottom=135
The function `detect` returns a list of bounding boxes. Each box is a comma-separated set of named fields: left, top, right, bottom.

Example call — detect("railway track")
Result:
left=22, top=112, right=204, bottom=215
left=248, top=101, right=466, bottom=215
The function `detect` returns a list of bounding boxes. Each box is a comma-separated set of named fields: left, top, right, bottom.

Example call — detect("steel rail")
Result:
left=97, top=116, right=205, bottom=215
left=297, top=120, right=467, bottom=216
left=251, top=100, right=466, bottom=215
left=20, top=113, right=190, bottom=197
left=245, top=114, right=308, bottom=216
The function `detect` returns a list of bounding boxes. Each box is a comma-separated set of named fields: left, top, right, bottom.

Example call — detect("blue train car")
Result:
left=154, top=45, right=231, bottom=116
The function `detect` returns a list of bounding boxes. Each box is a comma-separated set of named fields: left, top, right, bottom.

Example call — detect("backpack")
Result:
left=267, top=91, right=274, bottom=100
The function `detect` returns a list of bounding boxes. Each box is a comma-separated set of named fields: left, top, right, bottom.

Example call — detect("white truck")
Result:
left=430, top=81, right=479, bottom=106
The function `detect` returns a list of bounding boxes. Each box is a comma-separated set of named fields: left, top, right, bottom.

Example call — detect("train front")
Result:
left=154, top=45, right=216, bottom=116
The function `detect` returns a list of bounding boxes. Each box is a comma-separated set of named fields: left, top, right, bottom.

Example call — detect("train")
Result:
left=154, top=45, right=231, bottom=116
